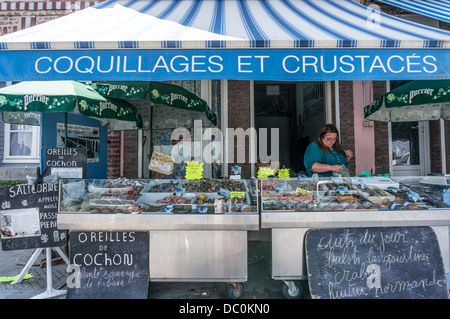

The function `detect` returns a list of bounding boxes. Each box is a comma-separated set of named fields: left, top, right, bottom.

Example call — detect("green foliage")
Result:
left=0, top=180, right=26, bottom=187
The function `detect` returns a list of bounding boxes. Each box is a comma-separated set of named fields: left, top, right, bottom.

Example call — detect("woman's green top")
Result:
left=303, top=141, right=346, bottom=177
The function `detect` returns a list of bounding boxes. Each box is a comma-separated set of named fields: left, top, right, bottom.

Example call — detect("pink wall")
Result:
left=353, top=81, right=375, bottom=175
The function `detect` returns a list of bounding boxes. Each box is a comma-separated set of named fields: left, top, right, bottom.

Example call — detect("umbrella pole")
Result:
left=64, top=113, right=68, bottom=147
left=149, top=105, right=153, bottom=178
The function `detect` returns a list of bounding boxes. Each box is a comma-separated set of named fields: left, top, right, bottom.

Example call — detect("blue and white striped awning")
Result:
left=0, top=0, right=449, bottom=82
left=1, top=0, right=449, bottom=50
left=378, top=0, right=450, bottom=24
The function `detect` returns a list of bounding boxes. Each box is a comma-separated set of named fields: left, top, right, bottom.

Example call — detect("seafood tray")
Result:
left=358, top=185, right=395, bottom=204
left=262, top=191, right=315, bottom=204
left=191, top=192, right=251, bottom=206
left=192, top=192, right=217, bottom=205
left=320, top=182, right=358, bottom=195
left=261, top=179, right=292, bottom=191
left=88, top=179, right=145, bottom=201
left=284, top=180, right=317, bottom=192
left=279, top=180, right=328, bottom=200
left=141, top=179, right=180, bottom=193
left=136, top=192, right=195, bottom=205
left=180, top=179, right=248, bottom=193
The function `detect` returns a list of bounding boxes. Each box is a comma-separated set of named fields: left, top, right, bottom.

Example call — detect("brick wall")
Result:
left=227, top=80, right=252, bottom=178
left=106, top=130, right=139, bottom=178
left=106, top=131, right=121, bottom=178
left=123, top=130, right=138, bottom=178
left=0, top=1, right=101, bottom=35
left=429, top=120, right=442, bottom=173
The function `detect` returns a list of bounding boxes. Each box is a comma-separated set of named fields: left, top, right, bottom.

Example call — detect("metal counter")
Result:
left=58, top=212, right=259, bottom=231
left=259, top=176, right=450, bottom=298
left=58, top=212, right=258, bottom=285
left=261, top=209, right=450, bottom=298
left=57, top=178, right=259, bottom=298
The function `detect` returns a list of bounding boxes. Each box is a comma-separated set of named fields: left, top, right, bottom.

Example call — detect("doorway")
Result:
left=254, top=81, right=325, bottom=175
left=391, top=121, right=430, bottom=176
left=389, top=80, right=430, bottom=176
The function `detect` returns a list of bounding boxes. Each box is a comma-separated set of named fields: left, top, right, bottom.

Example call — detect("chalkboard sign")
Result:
left=45, top=147, right=87, bottom=179
left=67, top=231, right=149, bottom=299
left=305, top=226, right=449, bottom=299
left=0, top=183, right=65, bottom=251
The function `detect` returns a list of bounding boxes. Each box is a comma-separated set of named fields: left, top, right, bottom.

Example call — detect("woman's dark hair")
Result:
left=316, top=123, right=343, bottom=154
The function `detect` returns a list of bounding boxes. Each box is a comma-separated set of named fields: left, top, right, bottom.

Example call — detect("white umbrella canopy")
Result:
left=0, top=4, right=243, bottom=50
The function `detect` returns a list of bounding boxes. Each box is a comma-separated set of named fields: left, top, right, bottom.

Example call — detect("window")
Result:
left=3, top=123, right=40, bottom=163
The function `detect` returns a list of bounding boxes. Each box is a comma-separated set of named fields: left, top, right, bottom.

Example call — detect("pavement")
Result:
left=0, top=240, right=297, bottom=300
left=1, top=241, right=448, bottom=302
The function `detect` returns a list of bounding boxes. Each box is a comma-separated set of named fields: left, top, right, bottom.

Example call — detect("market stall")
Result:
left=57, top=178, right=259, bottom=298
left=260, top=175, right=450, bottom=298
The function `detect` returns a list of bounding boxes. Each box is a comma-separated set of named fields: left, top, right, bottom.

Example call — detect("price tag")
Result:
left=185, top=161, right=204, bottom=179
left=295, top=187, right=312, bottom=196
left=278, top=168, right=290, bottom=179
left=230, top=191, right=246, bottom=199
left=257, top=167, right=275, bottom=178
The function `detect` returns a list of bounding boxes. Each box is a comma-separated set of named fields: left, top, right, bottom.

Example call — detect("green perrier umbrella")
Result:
left=0, top=80, right=143, bottom=130
left=364, top=79, right=450, bottom=122
left=90, top=81, right=217, bottom=130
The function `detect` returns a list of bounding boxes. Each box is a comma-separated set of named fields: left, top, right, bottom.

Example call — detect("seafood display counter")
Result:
left=57, top=178, right=259, bottom=298
left=260, top=176, right=450, bottom=298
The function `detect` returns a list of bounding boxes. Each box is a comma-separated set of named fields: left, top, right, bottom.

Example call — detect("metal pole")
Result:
left=64, top=112, right=68, bottom=147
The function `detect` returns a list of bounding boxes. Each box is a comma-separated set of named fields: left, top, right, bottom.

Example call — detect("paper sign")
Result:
left=149, top=151, right=174, bottom=175
left=230, top=191, right=246, bottom=199
left=185, top=161, right=204, bottom=179
left=278, top=168, right=290, bottom=179
left=296, top=187, right=312, bottom=196
left=257, top=167, right=275, bottom=178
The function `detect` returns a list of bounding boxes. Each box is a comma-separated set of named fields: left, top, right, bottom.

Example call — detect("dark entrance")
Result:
left=254, top=81, right=325, bottom=175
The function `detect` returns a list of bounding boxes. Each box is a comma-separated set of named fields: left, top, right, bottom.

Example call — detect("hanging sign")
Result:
left=149, top=151, right=174, bottom=175
left=305, top=226, right=448, bottom=299
left=0, top=183, right=65, bottom=251
left=67, top=231, right=149, bottom=299
left=45, top=147, right=87, bottom=179
left=1, top=49, right=449, bottom=82
left=185, top=161, right=203, bottom=179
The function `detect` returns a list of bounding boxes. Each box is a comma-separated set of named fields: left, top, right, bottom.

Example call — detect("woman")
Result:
left=303, top=124, right=353, bottom=177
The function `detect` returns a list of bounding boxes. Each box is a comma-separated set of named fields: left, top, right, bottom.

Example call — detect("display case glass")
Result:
left=260, top=176, right=450, bottom=212
left=59, top=178, right=259, bottom=215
